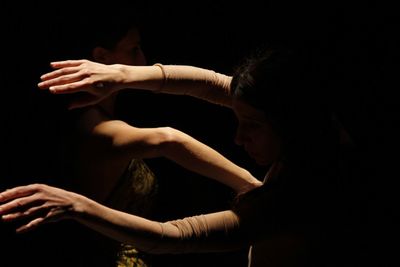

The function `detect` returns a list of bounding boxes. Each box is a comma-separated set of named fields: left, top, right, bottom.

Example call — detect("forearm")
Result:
left=0, top=184, right=245, bottom=254
left=76, top=198, right=165, bottom=251
left=76, top=199, right=243, bottom=254
left=119, top=64, right=233, bottom=107
left=159, top=128, right=261, bottom=194
left=38, top=60, right=232, bottom=109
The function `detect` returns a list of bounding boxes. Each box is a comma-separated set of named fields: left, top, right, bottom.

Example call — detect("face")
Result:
left=100, top=27, right=146, bottom=66
left=233, top=98, right=282, bottom=166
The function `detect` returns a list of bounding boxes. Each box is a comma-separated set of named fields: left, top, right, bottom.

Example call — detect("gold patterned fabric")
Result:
left=106, top=159, right=157, bottom=267
left=116, top=244, right=149, bottom=267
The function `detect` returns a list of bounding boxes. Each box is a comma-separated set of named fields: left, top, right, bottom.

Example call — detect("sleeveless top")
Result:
left=106, top=158, right=158, bottom=267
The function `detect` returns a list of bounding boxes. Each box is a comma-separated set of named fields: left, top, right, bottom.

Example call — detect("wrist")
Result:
left=237, top=172, right=262, bottom=194
left=70, top=193, right=96, bottom=219
left=115, top=65, right=164, bottom=92
left=111, top=64, right=130, bottom=91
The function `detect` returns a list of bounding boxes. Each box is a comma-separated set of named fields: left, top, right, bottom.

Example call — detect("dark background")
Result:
left=1, top=1, right=389, bottom=186
left=0, top=1, right=396, bottom=266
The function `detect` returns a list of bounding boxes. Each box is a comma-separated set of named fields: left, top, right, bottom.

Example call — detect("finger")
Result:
left=1, top=205, right=46, bottom=222
left=0, top=185, right=38, bottom=204
left=39, top=66, right=83, bottom=83
left=50, top=59, right=87, bottom=69
left=16, top=217, right=46, bottom=233
left=0, top=194, right=40, bottom=215
left=48, top=79, right=94, bottom=95
left=39, top=71, right=88, bottom=90
left=43, top=207, right=67, bottom=223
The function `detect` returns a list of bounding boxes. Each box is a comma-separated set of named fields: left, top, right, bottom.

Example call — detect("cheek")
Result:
left=254, top=130, right=282, bottom=160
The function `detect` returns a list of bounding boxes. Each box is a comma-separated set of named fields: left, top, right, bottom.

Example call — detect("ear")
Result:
left=92, top=47, right=111, bottom=64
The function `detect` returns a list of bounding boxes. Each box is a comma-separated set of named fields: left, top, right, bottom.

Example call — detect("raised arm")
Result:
left=90, top=118, right=261, bottom=195
left=0, top=184, right=245, bottom=253
left=153, top=64, right=232, bottom=107
left=38, top=60, right=233, bottom=109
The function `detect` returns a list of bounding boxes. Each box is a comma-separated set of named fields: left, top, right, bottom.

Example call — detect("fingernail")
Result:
left=2, top=214, right=15, bottom=222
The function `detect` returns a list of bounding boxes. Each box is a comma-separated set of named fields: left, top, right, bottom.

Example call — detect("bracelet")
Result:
left=153, top=63, right=166, bottom=92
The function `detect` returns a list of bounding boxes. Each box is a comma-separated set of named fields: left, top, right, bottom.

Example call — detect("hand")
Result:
left=38, top=59, right=124, bottom=109
left=0, top=184, right=85, bottom=233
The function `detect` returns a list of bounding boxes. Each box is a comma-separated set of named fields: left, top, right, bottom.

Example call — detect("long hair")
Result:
left=231, top=47, right=344, bottom=226
left=231, top=47, right=339, bottom=168
left=231, top=48, right=361, bottom=267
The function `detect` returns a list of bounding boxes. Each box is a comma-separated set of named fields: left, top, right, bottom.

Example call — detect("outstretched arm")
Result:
left=38, top=60, right=232, bottom=109
left=0, top=184, right=245, bottom=253
left=91, top=119, right=261, bottom=195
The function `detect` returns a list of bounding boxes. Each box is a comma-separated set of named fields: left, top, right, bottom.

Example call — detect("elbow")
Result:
left=91, top=120, right=182, bottom=159
left=155, top=127, right=182, bottom=153
left=113, top=126, right=181, bottom=158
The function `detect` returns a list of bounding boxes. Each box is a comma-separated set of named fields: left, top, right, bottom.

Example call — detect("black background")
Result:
left=1, top=1, right=396, bottom=266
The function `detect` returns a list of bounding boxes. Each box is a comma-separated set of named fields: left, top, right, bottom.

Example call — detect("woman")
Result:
left=0, top=47, right=359, bottom=266
left=5, top=10, right=258, bottom=267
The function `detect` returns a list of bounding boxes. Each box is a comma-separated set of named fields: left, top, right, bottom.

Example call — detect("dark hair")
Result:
left=231, top=47, right=338, bottom=165
left=232, top=47, right=360, bottom=266
left=86, top=15, right=142, bottom=51
left=47, top=6, right=146, bottom=59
